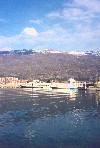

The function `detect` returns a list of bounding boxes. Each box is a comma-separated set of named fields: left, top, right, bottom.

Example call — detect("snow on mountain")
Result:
left=0, top=48, right=100, bottom=56
left=32, top=48, right=62, bottom=54
left=67, top=51, right=86, bottom=56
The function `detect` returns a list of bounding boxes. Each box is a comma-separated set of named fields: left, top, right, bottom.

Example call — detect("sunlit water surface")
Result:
left=0, top=88, right=100, bottom=148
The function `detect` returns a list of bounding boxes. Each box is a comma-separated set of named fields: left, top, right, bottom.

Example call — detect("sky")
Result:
left=0, top=0, right=100, bottom=51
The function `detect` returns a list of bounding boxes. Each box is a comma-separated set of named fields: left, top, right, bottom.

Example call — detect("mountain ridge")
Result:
left=0, top=52, right=100, bottom=81
left=0, top=49, right=100, bottom=56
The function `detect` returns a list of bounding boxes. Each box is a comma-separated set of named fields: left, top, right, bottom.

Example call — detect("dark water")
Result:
left=0, top=88, right=100, bottom=148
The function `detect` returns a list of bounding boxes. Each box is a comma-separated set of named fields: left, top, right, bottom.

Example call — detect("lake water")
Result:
left=0, top=88, right=100, bottom=148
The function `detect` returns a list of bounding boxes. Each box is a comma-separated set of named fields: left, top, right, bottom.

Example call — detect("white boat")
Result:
left=51, top=78, right=78, bottom=90
left=51, top=82, right=67, bottom=89
left=20, top=78, right=78, bottom=90
left=20, top=80, right=52, bottom=90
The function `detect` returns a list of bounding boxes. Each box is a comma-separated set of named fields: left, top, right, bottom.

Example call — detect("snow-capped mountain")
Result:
left=0, top=48, right=100, bottom=56
left=32, top=48, right=62, bottom=54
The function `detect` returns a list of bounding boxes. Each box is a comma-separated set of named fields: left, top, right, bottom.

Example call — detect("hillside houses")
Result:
left=0, top=77, right=27, bottom=88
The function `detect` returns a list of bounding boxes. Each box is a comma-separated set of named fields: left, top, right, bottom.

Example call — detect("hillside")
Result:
left=0, top=53, right=100, bottom=81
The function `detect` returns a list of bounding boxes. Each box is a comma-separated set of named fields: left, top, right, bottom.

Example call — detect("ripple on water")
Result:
left=0, top=89, right=100, bottom=148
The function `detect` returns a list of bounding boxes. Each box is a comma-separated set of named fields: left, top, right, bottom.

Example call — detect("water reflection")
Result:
left=87, top=90, right=100, bottom=106
left=96, top=91, right=100, bottom=106
left=0, top=89, right=100, bottom=119
left=0, top=89, right=100, bottom=148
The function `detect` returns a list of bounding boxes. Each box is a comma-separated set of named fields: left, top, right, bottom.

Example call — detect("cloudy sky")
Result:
left=0, top=0, right=100, bottom=51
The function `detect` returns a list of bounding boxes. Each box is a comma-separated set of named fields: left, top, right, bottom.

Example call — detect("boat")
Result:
left=51, top=78, right=78, bottom=90
left=51, top=82, right=67, bottom=89
left=20, top=78, right=79, bottom=90
left=20, top=80, right=52, bottom=90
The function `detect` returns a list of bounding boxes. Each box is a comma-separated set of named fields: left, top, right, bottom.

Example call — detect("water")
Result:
left=0, top=88, right=100, bottom=148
